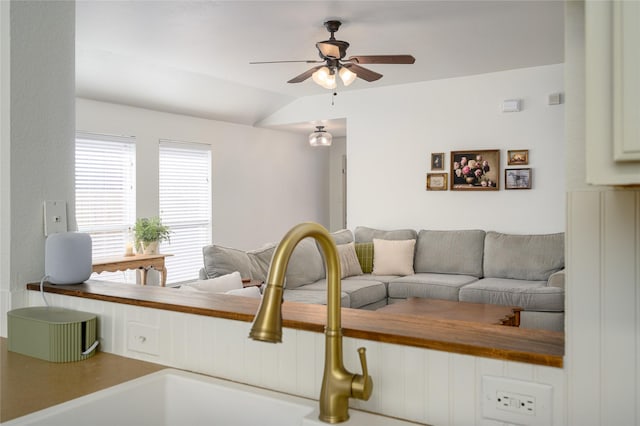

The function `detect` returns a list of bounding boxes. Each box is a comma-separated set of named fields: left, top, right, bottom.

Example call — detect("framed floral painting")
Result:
left=450, top=150, right=500, bottom=190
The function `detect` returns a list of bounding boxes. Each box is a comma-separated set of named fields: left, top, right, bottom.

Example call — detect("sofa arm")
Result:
left=547, top=269, right=565, bottom=290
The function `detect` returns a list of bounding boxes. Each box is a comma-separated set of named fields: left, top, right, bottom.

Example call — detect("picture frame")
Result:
left=507, top=149, right=529, bottom=165
left=505, top=168, right=532, bottom=189
left=431, top=152, right=445, bottom=170
left=450, top=149, right=500, bottom=190
left=426, top=173, right=448, bottom=191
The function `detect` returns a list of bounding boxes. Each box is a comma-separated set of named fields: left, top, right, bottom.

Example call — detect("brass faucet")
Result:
left=249, top=222, right=373, bottom=423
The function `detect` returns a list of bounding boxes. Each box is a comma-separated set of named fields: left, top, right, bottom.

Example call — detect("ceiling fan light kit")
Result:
left=309, top=126, right=332, bottom=147
left=251, top=20, right=415, bottom=89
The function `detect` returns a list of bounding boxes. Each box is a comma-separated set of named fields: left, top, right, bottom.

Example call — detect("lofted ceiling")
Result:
left=76, top=1, right=564, bottom=137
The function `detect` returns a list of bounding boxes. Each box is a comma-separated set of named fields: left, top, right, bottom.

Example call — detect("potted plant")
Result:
left=133, top=217, right=171, bottom=255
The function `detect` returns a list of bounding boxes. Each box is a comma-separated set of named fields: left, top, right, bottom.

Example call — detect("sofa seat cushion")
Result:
left=295, top=279, right=387, bottom=309
left=388, top=273, right=479, bottom=301
left=344, top=273, right=400, bottom=287
left=283, top=288, right=350, bottom=307
left=483, top=231, right=564, bottom=281
left=459, top=278, right=564, bottom=312
left=414, top=229, right=485, bottom=277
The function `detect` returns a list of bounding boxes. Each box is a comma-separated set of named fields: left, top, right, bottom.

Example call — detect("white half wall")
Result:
left=76, top=98, right=330, bottom=250
left=261, top=64, right=565, bottom=234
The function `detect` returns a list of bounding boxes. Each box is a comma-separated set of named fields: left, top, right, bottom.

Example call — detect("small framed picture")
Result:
left=507, top=149, right=529, bottom=165
left=431, top=152, right=445, bottom=170
left=426, top=173, right=448, bottom=191
left=505, top=168, right=532, bottom=189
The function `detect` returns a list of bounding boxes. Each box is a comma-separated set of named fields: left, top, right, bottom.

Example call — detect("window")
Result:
left=75, top=132, right=136, bottom=282
left=159, top=140, right=212, bottom=284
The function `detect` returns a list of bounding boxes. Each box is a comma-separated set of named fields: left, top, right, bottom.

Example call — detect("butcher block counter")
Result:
left=0, top=337, right=165, bottom=422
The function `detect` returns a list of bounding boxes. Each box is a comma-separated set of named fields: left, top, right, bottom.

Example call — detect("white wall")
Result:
left=0, top=1, right=76, bottom=336
left=261, top=64, right=565, bottom=234
left=329, top=136, right=346, bottom=231
left=565, top=3, right=640, bottom=425
left=76, top=99, right=330, bottom=250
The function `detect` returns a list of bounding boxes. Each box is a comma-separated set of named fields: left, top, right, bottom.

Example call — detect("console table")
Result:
left=92, top=254, right=173, bottom=286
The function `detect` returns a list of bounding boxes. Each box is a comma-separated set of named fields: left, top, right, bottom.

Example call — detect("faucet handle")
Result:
left=352, top=347, right=373, bottom=401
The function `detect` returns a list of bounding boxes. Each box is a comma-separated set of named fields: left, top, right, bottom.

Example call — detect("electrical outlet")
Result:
left=496, top=390, right=535, bottom=415
left=482, top=376, right=552, bottom=426
left=127, top=322, right=159, bottom=356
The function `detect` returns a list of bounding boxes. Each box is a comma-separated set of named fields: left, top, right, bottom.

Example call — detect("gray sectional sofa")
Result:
left=199, top=226, right=565, bottom=331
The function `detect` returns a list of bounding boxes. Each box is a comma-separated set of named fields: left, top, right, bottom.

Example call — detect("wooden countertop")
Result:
left=0, top=337, right=165, bottom=422
left=28, top=281, right=564, bottom=368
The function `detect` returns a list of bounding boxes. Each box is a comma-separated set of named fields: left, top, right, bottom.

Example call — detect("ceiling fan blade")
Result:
left=316, top=42, right=342, bottom=59
left=343, top=63, right=383, bottom=82
left=287, top=65, right=325, bottom=83
left=348, top=55, right=416, bottom=64
left=250, top=60, right=323, bottom=64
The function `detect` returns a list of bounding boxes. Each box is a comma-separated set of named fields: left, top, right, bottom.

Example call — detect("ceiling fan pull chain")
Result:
left=331, top=91, right=337, bottom=106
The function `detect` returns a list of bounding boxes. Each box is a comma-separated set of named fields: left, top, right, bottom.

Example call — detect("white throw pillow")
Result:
left=337, top=242, right=363, bottom=278
left=372, top=239, right=416, bottom=276
left=226, top=286, right=262, bottom=298
left=188, top=271, right=244, bottom=293
left=177, top=284, right=203, bottom=293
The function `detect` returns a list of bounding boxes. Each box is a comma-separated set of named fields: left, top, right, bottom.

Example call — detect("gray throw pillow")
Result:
left=337, top=242, right=363, bottom=278
left=202, top=245, right=253, bottom=280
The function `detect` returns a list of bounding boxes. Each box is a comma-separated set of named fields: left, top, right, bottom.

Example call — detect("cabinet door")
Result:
left=586, top=1, right=640, bottom=185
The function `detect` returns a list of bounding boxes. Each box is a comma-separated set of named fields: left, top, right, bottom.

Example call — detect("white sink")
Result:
left=4, top=369, right=421, bottom=426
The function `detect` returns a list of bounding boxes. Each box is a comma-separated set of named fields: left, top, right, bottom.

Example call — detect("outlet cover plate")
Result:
left=482, top=375, right=552, bottom=425
left=43, top=200, right=67, bottom=236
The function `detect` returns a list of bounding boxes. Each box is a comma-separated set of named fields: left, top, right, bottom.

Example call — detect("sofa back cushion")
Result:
left=354, top=226, right=417, bottom=243
left=414, top=230, right=486, bottom=277
left=283, top=237, right=326, bottom=289
left=247, top=243, right=276, bottom=282
left=202, top=245, right=253, bottom=280
left=483, top=231, right=565, bottom=281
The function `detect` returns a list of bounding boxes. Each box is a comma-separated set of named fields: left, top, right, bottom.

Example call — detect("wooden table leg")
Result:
left=139, top=268, right=148, bottom=285
left=160, top=264, right=167, bottom=287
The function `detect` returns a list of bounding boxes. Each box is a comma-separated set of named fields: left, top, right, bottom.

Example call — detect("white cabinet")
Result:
left=586, top=1, right=640, bottom=185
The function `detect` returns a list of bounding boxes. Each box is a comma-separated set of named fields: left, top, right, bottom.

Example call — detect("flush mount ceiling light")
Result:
left=309, top=126, right=332, bottom=147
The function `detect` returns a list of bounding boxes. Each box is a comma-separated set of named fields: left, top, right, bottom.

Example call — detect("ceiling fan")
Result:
left=250, top=20, right=415, bottom=89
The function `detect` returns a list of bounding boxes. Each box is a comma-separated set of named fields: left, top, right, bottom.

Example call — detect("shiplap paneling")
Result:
left=567, top=189, right=640, bottom=426
left=27, top=291, right=565, bottom=425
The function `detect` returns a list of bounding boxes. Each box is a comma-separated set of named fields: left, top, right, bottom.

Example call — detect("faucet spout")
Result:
left=249, top=222, right=373, bottom=423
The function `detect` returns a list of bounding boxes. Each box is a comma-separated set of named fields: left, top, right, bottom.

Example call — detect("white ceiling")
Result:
left=75, top=1, right=564, bottom=137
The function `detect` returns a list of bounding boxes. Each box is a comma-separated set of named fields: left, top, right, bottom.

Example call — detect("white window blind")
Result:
left=159, top=140, right=212, bottom=284
left=75, top=132, right=136, bottom=282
